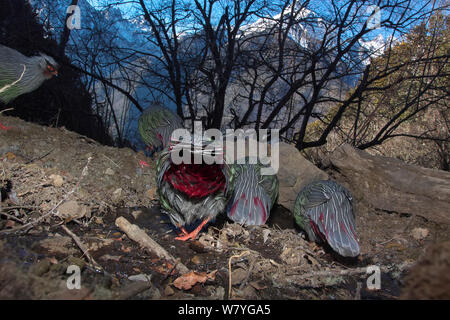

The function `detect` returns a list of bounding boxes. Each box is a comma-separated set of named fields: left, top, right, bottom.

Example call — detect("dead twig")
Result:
left=0, top=205, right=39, bottom=210
left=0, top=157, right=92, bottom=234
left=115, top=216, right=189, bottom=275
left=61, top=224, right=103, bottom=271
left=228, top=250, right=250, bottom=300
left=285, top=262, right=413, bottom=288
left=102, top=154, right=120, bottom=168
left=0, top=211, right=25, bottom=224
left=25, top=149, right=54, bottom=164
left=0, top=108, right=14, bottom=114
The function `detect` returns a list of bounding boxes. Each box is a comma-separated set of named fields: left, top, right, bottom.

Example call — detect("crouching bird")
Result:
left=294, top=180, right=360, bottom=257
left=0, top=44, right=58, bottom=130
left=227, top=159, right=279, bottom=226
left=138, top=102, right=184, bottom=153
left=156, top=135, right=234, bottom=241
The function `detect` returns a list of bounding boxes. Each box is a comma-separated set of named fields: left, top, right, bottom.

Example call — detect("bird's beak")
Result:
left=53, top=70, right=58, bottom=77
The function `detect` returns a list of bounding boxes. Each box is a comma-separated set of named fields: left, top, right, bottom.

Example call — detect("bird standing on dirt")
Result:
left=138, top=102, right=184, bottom=153
left=227, top=159, right=279, bottom=226
left=156, top=135, right=235, bottom=241
left=0, top=44, right=58, bottom=130
left=294, top=180, right=360, bottom=257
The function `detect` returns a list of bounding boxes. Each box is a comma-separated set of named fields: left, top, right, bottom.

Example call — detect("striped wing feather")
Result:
left=227, top=160, right=279, bottom=226
left=138, top=103, right=183, bottom=149
left=296, top=180, right=359, bottom=257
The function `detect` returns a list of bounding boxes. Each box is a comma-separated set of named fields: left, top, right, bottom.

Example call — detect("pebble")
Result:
left=105, top=168, right=115, bottom=175
left=412, top=227, right=429, bottom=240
left=128, top=274, right=152, bottom=282
left=49, top=174, right=64, bottom=187
left=164, top=285, right=175, bottom=296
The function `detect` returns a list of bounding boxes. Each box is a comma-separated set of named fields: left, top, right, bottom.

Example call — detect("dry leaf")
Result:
left=173, top=270, right=217, bottom=290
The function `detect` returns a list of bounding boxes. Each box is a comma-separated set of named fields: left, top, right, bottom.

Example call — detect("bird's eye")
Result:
left=47, top=65, right=54, bottom=72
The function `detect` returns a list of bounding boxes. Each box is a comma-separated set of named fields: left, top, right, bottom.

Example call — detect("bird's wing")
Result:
left=227, top=163, right=272, bottom=226
left=0, top=46, right=29, bottom=103
left=138, top=106, right=183, bottom=148
left=305, top=182, right=360, bottom=257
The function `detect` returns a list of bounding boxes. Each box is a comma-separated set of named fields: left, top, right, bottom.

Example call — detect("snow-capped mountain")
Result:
left=29, top=0, right=386, bottom=148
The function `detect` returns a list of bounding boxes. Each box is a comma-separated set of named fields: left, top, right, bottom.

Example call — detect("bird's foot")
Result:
left=175, top=217, right=211, bottom=241
left=176, top=225, right=189, bottom=237
left=0, top=122, right=11, bottom=131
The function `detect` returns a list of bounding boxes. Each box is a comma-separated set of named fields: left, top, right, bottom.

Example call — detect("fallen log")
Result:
left=329, top=144, right=450, bottom=224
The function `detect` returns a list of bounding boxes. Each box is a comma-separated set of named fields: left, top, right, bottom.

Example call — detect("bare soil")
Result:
left=1, top=114, right=449, bottom=300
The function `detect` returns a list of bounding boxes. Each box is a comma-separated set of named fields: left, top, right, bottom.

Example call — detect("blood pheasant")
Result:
left=138, top=102, right=184, bottom=152
left=0, top=45, right=58, bottom=130
left=227, top=159, right=279, bottom=226
left=155, top=135, right=235, bottom=241
left=294, top=180, right=360, bottom=257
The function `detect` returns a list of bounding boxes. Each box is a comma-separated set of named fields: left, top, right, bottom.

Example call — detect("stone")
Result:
left=49, top=174, right=64, bottom=187
left=57, top=200, right=88, bottom=220
left=401, top=241, right=450, bottom=299
left=105, top=168, right=115, bottom=175
left=231, top=268, right=248, bottom=285
left=277, top=142, right=328, bottom=212
left=111, top=188, right=123, bottom=203
left=412, top=228, right=430, bottom=240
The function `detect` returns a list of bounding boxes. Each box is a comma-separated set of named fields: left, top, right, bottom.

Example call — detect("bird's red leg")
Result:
left=175, top=217, right=211, bottom=241
left=0, top=122, right=11, bottom=131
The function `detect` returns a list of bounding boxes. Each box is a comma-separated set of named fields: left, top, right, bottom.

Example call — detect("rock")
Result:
left=190, top=255, right=204, bottom=265
left=105, top=168, right=115, bottom=175
left=56, top=200, right=88, bottom=220
left=128, top=274, right=152, bottom=282
left=131, top=210, right=142, bottom=220
left=412, top=228, right=429, bottom=240
left=38, top=236, right=78, bottom=255
left=49, top=174, right=64, bottom=187
left=212, top=286, right=225, bottom=300
left=231, top=268, right=248, bottom=285
left=164, top=285, right=175, bottom=296
left=401, top=241, right=450, bottom=299
left=329, top=144, right=450, bottom=224
left=30, top=258, right=51, bottom=276
left=277, top=142, right=328, bottom=212
left=111, top=188, right=123, bottom=203
left=262, top=229, right=271, bottom=244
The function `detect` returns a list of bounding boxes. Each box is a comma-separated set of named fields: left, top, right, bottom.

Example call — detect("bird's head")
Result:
left=38, top=53, right=59, bottom=79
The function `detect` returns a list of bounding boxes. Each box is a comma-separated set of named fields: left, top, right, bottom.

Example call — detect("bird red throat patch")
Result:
left=163, top=163, right=226, bottom=198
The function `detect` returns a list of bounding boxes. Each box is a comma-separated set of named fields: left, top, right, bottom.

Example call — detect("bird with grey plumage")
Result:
left=0, top=44, right=58, bottom=130
left=138, top=102, right=184, bottom=153
left=226, top=158, right=279, bottom=226
left=294, top=180, right=360, bottom=257
left=155, top=134, right=235, bottom=241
